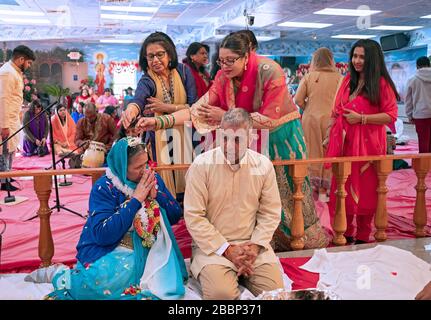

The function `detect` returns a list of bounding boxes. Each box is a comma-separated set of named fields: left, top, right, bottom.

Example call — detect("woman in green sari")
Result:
left=122, top=32, right=329, bottom=251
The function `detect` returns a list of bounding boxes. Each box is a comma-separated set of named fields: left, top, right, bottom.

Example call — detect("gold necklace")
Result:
left=350, top=79, right=364, bottom=101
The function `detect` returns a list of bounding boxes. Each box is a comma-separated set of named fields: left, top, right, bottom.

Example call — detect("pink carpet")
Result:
left=1, top=141, right=430, bottom=274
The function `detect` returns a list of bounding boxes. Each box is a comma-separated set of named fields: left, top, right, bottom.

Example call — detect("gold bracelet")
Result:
left=128, top=103, right=140, bottom=115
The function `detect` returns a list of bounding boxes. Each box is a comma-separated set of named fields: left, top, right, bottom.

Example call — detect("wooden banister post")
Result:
left=91, top=171, right=104, bottom=185
left=34, top=175, right=54, bottom=268
left=374, top=159, right=393, bottom=242
left=412, top=158, right=430, bottom=237
left=332, top=162, right=351, bottom=246
left=289, top=164, right=307, bottom=250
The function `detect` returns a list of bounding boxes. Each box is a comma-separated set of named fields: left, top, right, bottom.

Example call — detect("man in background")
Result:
left=405, top=56, right=431, bottom=153
left=0, top=45, right=36, bottom=191
left=70, top=103, right=116, bottom=168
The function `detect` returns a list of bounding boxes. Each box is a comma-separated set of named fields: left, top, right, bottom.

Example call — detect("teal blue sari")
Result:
left=269, top=119, right=329, bottom=251
left=46, top=138, right=188, bottom=300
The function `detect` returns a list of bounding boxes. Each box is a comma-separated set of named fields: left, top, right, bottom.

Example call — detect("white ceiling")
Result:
left=0, top=0, right=431, bottom=45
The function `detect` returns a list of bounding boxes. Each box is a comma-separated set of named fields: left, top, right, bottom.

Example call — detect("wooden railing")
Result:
left=0, top=153, right=430, bottom=268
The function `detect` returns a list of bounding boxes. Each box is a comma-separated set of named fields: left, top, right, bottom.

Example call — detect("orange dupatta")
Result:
left=52, top=112, right=77, bottom=151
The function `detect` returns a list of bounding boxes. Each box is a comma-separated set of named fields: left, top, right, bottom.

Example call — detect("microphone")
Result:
left=45, top=140, right=88, bottom=170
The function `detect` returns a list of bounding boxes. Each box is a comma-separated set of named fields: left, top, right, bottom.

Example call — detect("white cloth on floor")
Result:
left=300, top=245, right=431, bottom=300
left=4, top=259, right=292, bottom=300
left=0, top=274, right=54, bottom=300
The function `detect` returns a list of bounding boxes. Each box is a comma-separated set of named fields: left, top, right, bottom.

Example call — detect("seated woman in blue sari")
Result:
left=46, top=137, right=188, bottom=300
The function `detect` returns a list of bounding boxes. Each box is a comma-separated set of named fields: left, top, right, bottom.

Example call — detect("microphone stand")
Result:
left=45, top=141, right=86, bottom=170
left=0, top=217, right=5, bottom=273
left=25, top=105, right=86, bottom=221
left=45, top=141, right=87, bottom=187
left=0, top=101, right=59, bottom=205
left=2, top=143, right=15, bottom=204
left=59, top=159, right=73, bottom=187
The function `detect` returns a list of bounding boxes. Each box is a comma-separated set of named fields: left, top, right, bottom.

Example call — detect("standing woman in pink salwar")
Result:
left=325, top=39, right=399, bottom=244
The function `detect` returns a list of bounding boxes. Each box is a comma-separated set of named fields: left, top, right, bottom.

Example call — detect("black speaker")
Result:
left=380, top=33, right=410, bottom=51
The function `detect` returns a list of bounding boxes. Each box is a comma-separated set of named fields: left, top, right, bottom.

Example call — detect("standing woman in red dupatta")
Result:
left=127, top=32, right=329, bottom=251
left=183, top=42, right=212, bottom=99
left=325, top=39, right=399, bottom=244
left=183, top=42, right=213, bottom=149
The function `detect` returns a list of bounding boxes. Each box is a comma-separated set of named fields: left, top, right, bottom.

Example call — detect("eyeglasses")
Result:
left=216, top=56, right=242, bottom=67
left=146, top=51, right=167, bottom=61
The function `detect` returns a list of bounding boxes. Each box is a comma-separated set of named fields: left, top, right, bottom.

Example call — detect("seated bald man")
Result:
left=184, top=108, right=284, bottom=300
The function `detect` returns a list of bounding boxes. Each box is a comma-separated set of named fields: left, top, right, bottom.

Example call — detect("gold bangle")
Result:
left=128, top=103, right=140, bottom=115
left=155, top=116, right=162, bottom=130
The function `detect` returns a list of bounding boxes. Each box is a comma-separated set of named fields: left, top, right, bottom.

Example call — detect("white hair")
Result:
left=221, top=108, right=252, bottom=129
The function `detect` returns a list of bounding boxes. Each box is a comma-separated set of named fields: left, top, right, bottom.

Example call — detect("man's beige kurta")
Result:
left=184, top=147, right=282, bottom=278
left=0, top=61, right=24, bottom=152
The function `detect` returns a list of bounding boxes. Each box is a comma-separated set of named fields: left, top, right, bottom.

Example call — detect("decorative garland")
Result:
left=109, top=60, right=139, bottom=76
left=133, top=199, right=161, bottom=248
left=105, top=168, right=161, bottom=248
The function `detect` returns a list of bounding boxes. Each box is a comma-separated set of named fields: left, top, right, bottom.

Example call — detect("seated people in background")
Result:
left=22, top=99, right=49, bottom=157
left=71, top=102, right=85, bottom=124
left=184, top=109, right=284, bottom=300
left=45, top=137, right=187, bottom=300
left=75, top=103, right=117, bottom=154
left=51, top=103, right=77, bottom=155
left=73, top=87, right=94, bottom=111
left=416, top=281, right=431, bottom=300
left=123, top=87, right=134, bottom=108
left=88, top=86, right=99, bottom=102
left=124, top=87, right=134, bottom=100
left=104, top=105, right=120, bottom=127
left=96, top=88, right=118, bottom=113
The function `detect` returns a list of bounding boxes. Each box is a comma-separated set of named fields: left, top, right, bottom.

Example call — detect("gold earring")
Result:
left=244, top=64, right=247, bottom=71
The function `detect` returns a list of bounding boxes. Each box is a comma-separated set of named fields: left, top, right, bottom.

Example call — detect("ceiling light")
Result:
left=420, top=15, right=431, bottom=19
left=100, top=5, right=158, bottom=13
left=0, top=18, right=50, bottom=24
left=331, top=34, right=376, bottom=39
left=100, top=39, right=134, bottom=44
left=0, top=9, right=44, bottom=16
left=369, top=25, right=422, bottom=31
left=101, top=13, right=151, bottom=21
left=213, top=34, right=226, bottom=39
left=256, top=36, right=278, bottom=41
left=277, top=21, right=332, bottom=28
left=314, top=8, right=381, bottom=16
